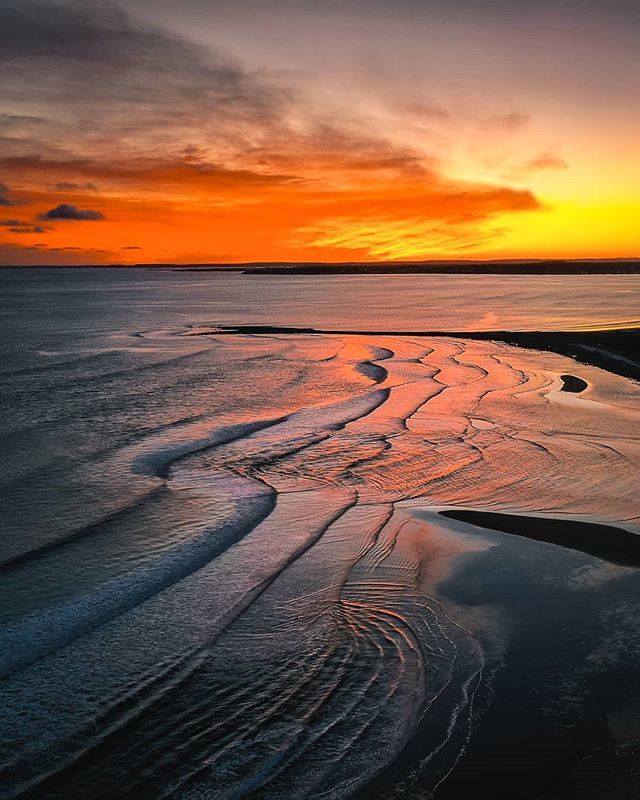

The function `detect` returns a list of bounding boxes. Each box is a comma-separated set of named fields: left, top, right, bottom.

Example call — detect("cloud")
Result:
left=39, top=203, right=105, bottom=221
left=524, top=155, right=569, bottom=171
left=0, top=242, right=112, bottom=265
left=291, top=182, right=540, bottom=258
left=0, top=1, right=547, bottom=262
left=0, top=219, right=47, bottom=233
left=0, top=183, right=20, bottom=206
left=394, top=101, right=452, bottom=122
left=502, top=154, right=569, bottom=182
left=0, top=0, right=294, bottom=166
left=0, top=155, right=299, bottom=197
left=0, top=1, right=486, bottom=187
left=52, top=181, right=98, bottom=191
left=485, top=112, right=531, bottom=131
left=122, top=245, right=141, bottom=249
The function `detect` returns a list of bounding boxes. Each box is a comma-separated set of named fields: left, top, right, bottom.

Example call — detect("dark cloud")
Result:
left=52, top=181, right=98, bottom=191
left=39, top=203, right=105, bottom=221
left=122, top=245, right=141, bottom=249
left=0, top=183, right=20, bottom=206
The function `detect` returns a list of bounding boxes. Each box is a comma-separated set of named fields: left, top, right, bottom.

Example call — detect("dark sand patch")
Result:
left=440, top=509, right=640, bottom=568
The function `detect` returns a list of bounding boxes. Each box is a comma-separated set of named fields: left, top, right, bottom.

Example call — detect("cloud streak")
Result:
left=52, top=181, right=98, bottom=191
left=0, top=219, right=46, bottom=233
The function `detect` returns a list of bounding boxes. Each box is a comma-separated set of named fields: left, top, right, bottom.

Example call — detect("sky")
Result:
left=1, top=0, right=639, bottom=265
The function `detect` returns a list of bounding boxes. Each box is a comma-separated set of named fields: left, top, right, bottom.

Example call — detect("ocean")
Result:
left=1, top=268, right=639, bottom=799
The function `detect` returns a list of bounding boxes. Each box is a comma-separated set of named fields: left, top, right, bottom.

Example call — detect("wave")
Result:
left=0, top=479, right=273, bottom=679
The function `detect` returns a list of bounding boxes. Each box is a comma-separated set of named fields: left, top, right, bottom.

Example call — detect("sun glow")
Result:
left=1, top=1, right=639, bottom=265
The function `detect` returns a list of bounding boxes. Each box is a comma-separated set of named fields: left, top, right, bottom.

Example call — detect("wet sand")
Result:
left=207, top=324, right=640, bottom=382
left=2, top=317, right=639, bottom=800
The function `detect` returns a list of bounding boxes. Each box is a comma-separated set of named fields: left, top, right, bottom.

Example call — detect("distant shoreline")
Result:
left=2, top=259, right=640, bottom=275
left=242, top=260, right=640, bottom=275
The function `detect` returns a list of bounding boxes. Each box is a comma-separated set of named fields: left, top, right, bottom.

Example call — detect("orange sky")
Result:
left=1, top=1, right=639, bottom=265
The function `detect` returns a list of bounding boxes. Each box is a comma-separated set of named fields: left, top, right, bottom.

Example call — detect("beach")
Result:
left=1, top=269, right=639, bottom=799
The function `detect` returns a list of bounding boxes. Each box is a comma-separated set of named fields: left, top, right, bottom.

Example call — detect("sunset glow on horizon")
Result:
left=2, top=0, right=639, bottom=265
